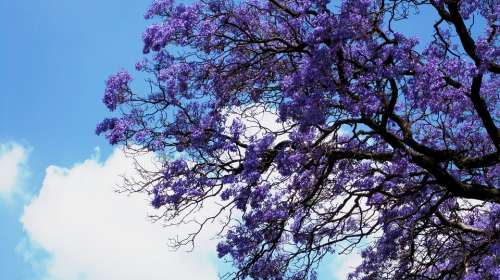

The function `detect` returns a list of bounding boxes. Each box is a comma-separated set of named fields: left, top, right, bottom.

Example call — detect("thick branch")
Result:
left=445, top=2, right=479, bottom=65
left=363, top=118, right=500, bottom=203
left=411, top=153, right=500, bottom=203
left=470, top=74, right=500, bottom=151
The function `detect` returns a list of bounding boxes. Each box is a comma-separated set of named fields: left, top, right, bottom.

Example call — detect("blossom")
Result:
left=102, top=70, right=132, bottom=111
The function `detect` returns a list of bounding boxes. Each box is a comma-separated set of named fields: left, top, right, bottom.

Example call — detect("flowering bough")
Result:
left=97, top=0, right=499, bottom=279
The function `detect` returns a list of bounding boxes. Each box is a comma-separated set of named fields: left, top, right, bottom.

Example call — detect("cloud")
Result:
left=0, top=142, right=28, bottom=199
left=331, top=250, right=362, bottom=280
left=21, top=148, right=219, bottom=280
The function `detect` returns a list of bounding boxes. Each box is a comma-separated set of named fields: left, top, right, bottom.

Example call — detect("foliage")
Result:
left=97, top=0, right=500, bottom=279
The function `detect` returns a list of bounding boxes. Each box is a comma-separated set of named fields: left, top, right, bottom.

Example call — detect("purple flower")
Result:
left=102, top=70, right=132, bottom=111
left=144, top=0, right=173, bottom=19
left=95, top=118, right=117, bottom=135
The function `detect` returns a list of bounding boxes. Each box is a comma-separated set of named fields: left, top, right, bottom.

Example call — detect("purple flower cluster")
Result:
left=95, top=117, right=132, bottom=144
left=102, top=70, right=132, bottom=111
left=142, top=3, right=200, bottom=53
left=144, top=0, right=173, bottom=19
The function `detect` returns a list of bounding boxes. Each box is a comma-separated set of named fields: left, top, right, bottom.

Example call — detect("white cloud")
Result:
left=0, top=142, right=28, bottom=199
left=331, top=250, right=362, bottom=280
left=21, top=148, right=219, bottom=280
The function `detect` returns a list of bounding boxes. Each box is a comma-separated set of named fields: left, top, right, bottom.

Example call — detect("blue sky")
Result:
left=0, top=1, right=480, bottom=279
left=1, top=0, right=152, bottom=278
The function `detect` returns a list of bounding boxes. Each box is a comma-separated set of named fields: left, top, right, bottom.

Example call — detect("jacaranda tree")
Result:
left=97, top=0, right=499, bottom=279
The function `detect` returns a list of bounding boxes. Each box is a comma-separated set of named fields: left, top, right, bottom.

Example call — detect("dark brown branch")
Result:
left=410, top=153, right=500, bottom=203
left=469, top=74, right=500, bottom=151
left=445, top=2, right=480, bottom=65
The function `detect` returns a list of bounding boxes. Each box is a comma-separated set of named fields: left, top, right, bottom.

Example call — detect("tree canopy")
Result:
left=97, top=0, right=500, bottom=279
